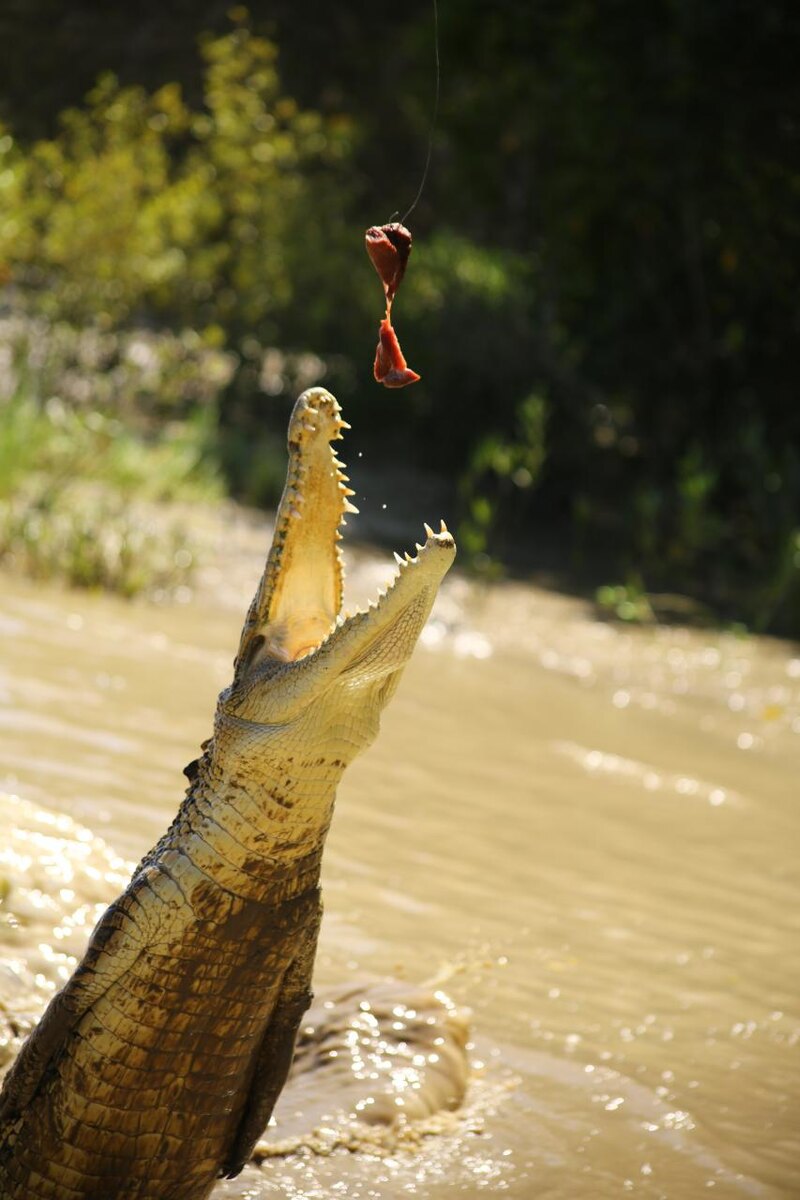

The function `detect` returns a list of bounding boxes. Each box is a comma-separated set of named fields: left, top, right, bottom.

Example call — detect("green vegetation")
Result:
left=0, top=320, right=225, bottom=595
left=0, top=4, right=796, bottom=632
left=0, top=25, right=349, bottom=331
left=595, top=580, right=655, bottom=626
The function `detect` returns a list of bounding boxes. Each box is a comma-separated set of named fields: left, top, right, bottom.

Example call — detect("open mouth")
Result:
left=237, top=388, right=455, bottom=675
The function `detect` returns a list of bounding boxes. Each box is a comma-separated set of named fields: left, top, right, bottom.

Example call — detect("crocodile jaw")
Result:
left=240, top=389, right=350, bottom=668
left=227, top=388, right=456, bottom=727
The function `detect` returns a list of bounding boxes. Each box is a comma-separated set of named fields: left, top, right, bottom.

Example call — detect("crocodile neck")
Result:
left=152, top=741, right=350, bottom=906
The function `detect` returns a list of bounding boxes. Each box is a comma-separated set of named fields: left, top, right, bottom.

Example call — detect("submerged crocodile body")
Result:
left=0, top=388, right=455, bottom=1199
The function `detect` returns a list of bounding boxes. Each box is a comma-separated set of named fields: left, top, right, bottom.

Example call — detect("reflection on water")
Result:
left=0, top=546, right=798, bottom=1198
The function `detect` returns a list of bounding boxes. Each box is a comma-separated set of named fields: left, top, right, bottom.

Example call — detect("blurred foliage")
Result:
left=0, top=313, right=235, bottom=429
left=458, top=392, right=548, bottom=571
left=595, top=579, right=655, bottom=626
left=0, top=320, right=224, bottom=595
left=0, top=4, right=797, bottom=632
left=1, top=480, right=195, bottom=598
left=0, top=23, right=351, bottom=331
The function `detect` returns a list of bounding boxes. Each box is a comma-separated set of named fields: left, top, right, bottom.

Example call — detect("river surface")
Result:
left=0, top=512, right=798, bottom=1199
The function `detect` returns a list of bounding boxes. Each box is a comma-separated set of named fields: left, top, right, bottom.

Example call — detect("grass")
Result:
left=0, top=392, right=221, bottom=597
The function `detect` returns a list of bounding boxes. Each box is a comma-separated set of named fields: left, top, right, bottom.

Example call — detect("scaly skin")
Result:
left=0, top=387, right=455, bottom=1199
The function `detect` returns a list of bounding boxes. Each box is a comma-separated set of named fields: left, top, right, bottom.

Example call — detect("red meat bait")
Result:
left=373, top=317, right=421, bottom=388
left=365, top=223, right=412, bottom=307
left=365, top=222, right=419, bottom=389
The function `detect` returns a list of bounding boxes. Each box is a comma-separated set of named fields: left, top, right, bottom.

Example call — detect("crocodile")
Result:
left=0, top=386, right=456, bottom=1199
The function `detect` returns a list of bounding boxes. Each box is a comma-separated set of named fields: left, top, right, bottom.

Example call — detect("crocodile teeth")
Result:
left=440, top=518, right=449, bottom=534
left=424, top=522, right=434, bottom=539
left=393, top=551, right=404, bottom=567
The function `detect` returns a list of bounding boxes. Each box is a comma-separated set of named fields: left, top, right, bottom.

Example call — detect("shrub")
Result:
left=0, top=24, right=351, bottom=333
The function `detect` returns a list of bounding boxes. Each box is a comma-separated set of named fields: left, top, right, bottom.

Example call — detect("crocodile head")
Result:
left=220, top=388, right=455, bottom=760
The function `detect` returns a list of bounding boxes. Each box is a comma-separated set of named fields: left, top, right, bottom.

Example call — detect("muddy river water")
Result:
left=0, top=512, right=798, bottom=1199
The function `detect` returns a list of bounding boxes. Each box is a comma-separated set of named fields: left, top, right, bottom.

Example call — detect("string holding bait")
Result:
left=366, top=0, right=440, bottom=389
left=400, top=0, right=440, bottom=225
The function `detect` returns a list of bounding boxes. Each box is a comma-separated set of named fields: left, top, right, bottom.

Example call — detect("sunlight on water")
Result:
left=0, top=554, right=798, bottom=1198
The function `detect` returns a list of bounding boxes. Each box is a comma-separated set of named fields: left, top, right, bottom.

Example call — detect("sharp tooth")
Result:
left=393, top=551, right=404, bottom=567
left=338, top=419, right=352, bottom=430
left=404, top=551, right=413, bottom=563
left=415, top=542, right=423, bottom=554
left=424, top=522, right=434, bottom=539
left=440, top=518, right=449, bottom=534
left=344, top=500, right=359, bottom=515
left=341, top=486, right=356, bottom=496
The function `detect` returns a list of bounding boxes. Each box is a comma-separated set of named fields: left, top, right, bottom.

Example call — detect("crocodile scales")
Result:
left=0, top=387, right=456, bottom=1199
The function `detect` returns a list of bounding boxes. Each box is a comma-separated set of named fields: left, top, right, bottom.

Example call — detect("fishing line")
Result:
left=399, top=0, right=440, bottom=225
